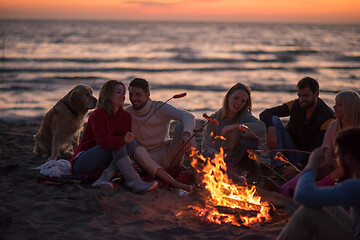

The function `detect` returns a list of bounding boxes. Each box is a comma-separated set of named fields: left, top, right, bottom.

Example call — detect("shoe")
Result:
left=126, top=180, right=158, bottom=194
left=91, top=181, right=114, bottom=190
left=265, top=178, right=281, bottom=192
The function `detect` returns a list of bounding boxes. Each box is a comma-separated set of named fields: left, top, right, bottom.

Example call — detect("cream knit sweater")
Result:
left=126, top=99, right=195, bottom=151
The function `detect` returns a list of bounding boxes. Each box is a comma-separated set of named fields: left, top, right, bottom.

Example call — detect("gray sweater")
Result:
left=202, top=110, right=270, bottom=164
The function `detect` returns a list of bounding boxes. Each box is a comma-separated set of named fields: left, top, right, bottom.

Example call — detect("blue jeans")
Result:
left=277, top=206, right=358, bottom=240
left=73, top=140, right=137, bottom=175
left=271, top=116, right=305, bottom=168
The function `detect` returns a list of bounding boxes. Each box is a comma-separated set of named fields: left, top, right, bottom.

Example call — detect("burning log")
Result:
left=215, top=205, right=259, bottom=219
left=190, top=147, right=271, bottom=227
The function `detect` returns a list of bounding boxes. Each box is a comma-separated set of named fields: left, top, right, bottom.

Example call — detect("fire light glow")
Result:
left=189, top=148, right=271, bottom=227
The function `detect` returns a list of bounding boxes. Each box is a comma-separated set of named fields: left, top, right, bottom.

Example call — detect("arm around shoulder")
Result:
left=160, top=102, right=195, bottom=133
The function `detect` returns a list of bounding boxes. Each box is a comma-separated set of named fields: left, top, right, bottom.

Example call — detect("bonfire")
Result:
left=189, top=147, right=271, bottom=227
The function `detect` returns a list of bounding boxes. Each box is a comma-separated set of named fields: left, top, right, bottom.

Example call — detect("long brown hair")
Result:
left=334, top=90, right=360, bottom=133
left=96, top=80, right=126, bottom=115
left=221, top=83, right=252, bottom=120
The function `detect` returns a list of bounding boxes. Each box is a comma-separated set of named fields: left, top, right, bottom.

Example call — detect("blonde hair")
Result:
left=221, top=83, right=252, bottom=120
left=97, top=80, right=126, bottom=115
left=334, top=90, right=360, bottom=133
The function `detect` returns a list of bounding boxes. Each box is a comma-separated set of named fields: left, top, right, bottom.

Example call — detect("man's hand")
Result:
left=182, top=132, right=192, bottom=151
left=282, top=166, right=299, bottom=180
left=304, top=147, right=326, bottom=170
left=266, top=126, right=277, bottom=149
left=124, top=132, right=135, bottom=144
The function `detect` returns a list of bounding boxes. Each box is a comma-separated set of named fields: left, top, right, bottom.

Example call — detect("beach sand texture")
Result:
left=0, top=119, right=298, bottom=240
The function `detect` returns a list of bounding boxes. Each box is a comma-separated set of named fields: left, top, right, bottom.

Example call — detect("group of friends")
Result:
left=70, top=76, right=360, bottom=240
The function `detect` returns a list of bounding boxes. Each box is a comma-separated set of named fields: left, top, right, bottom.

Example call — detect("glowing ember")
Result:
left=275, top=152, right=289, bottom=164
left=238, top=124, right=249, bottom=131
left=215, top=136, right=226, bottom=140
left=247, top=149, right=259, bottom=161
left=190, top=148, right=271, bottom=227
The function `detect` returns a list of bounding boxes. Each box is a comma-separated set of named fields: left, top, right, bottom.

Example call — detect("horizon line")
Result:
left=1, top=18, right=360, bottom=25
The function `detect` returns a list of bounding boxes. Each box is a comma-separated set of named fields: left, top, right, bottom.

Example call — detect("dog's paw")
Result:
left=61, top=151, right=74, bottom=160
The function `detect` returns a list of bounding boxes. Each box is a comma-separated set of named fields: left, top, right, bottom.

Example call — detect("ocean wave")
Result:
left=3, top=53, right=359, bottom=65
left=2, top=56, right=296, bottom=64
left=0, top=107, right=45, bottom=111
left=8, top=65, right=355, bottom=73
left=0, top=66, right=286, bottom=73
left=334, top=55, right=360, bottom=62
left=150, top=83, right=227, bottom=92
left=250, top=83, right=345, bottom=94
left=240, top=49, right=319, bottom=55
left=0, top=86, right=34, bottom=91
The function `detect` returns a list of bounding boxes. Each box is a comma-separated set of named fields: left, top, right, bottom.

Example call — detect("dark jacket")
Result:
left=260, top=97, right=334, bottom=157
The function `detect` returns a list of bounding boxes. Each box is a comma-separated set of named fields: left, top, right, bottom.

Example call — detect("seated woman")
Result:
left=202, top=83, right=269, bottom=183
left=71, top=80, right=158, bottom=193
left=267, top=90, right=360, bottom=197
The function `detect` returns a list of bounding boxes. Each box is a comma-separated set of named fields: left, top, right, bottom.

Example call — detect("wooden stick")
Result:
left=133, top=92, right=187, bottom=135
left=170, top=114, right=218, bottom=166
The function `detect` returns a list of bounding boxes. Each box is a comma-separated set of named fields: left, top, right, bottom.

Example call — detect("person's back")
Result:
left=277, top=128, right=360, bottom=240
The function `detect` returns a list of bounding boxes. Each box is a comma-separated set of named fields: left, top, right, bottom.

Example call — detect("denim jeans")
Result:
left=73, top=140, right=137, bottom=175
left=277, top=206, right=358, bottom=240
left=271, top=116, right=306, bottom=168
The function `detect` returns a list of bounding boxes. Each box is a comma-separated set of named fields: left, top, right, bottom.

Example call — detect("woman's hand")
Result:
left=124, top=132, right=135, bottom=144
left=220, top=124, right=240, bottom=136
left=304, top=147, right=326, bottom=170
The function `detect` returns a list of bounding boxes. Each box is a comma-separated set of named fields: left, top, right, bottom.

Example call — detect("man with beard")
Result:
left=260, top=77, right=334, bottom=179
left=125, top=78, right=196, bottom=192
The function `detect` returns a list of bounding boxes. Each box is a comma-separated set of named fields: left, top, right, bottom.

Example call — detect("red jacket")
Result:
left=71, top=108, right=131, bottom=171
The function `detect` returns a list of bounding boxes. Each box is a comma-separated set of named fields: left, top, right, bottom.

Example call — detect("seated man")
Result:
left=260, top=76, right=334, bottom=179
left=125, top=78, right=196, bottom=192
left=277, top=128, right=360, bottom=240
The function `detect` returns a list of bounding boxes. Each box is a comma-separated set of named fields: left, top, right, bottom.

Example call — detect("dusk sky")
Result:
left=0, top=0, right=359, bottom=23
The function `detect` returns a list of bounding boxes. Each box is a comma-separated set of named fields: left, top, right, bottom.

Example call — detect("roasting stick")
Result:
left=238, top=124, right=305, bottom=181
left=133, top=92, right=187, bottom=135
left=112, top=92, right=187, bottom=163
left=170, top=113, right=219, bottom=167
left=247, top=149, right=288, bottom=182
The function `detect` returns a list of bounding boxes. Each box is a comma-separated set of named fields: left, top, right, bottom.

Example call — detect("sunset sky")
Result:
left=0, top=0, right=359, bottom=23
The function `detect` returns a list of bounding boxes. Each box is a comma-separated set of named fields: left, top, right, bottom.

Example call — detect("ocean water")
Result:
left=0, top=20, right=359, bottom=121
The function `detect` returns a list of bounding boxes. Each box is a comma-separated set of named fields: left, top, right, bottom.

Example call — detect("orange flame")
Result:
left=190, top=148, right=271, bottom=226
left=247, top=149, right=259, bottom=161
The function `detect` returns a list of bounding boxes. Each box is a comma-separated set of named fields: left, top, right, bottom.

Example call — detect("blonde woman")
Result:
left=202, top=83, right=268, bottom=183
left=268, top=90, right=360, bottom=196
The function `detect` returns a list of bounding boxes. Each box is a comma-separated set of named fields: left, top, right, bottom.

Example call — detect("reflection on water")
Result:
left=0, top=20, right=359, bottom=121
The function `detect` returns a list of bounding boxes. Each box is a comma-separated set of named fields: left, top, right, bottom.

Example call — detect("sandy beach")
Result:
left=0, top=119, right=298, bottom=240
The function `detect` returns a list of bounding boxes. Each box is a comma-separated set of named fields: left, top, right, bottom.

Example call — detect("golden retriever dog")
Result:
left=34, top=84, right=97, bottom=160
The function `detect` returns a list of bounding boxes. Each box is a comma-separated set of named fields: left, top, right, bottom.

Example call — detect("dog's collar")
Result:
left=62, top=100, right=78, bottom=116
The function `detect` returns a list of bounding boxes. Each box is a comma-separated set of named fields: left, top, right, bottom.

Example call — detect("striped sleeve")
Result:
left=321, top=118, right=336, bottom=130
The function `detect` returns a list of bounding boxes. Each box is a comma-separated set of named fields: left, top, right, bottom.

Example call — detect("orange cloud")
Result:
left=0, top=0, right=359, bottom=23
